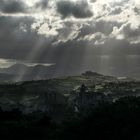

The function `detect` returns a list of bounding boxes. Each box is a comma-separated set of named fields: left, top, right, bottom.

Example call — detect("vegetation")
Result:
left=0, top=96, right=140, bottom=139
left=0, top=72, right=139, bottom=139
left=59, top=96, right=140, bottom=140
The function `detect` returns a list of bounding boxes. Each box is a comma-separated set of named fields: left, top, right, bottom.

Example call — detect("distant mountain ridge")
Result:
left=0, top=63, right=51, bottom=74
left=0, top=63, right=136, bottom=82
left=0, top=63, right=56, bottom=81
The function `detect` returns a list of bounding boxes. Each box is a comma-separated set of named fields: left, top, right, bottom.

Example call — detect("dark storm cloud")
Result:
left=56, top=0, right=93, bottom=18
left=0, top=0, right=27, bottom=13
left=0, top=15, right=139, bottom=62
left=35, top=0, right=49, bottom=10
left=0, top=15, right=138, bottom=61
left=0, top=16, right=48, bottom=60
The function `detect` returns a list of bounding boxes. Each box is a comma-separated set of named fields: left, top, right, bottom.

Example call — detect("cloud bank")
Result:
left=0, top=0, right=140, bottom=77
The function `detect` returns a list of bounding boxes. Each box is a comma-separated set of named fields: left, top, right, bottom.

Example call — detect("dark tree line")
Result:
left=0, top=96, right=140, bottom=140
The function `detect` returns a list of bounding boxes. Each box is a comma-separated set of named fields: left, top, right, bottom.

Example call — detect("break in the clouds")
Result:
left=0, top=0, right=140, bottom=77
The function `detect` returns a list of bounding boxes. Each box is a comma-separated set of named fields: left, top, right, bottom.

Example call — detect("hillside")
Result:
left=0, top=63, right=56, bottom=81
left=0, top=71, right=139, bottom=139
left=0, top=71, right=138, bottom=116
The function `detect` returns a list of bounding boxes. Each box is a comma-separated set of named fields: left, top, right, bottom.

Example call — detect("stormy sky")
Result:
left=0, top=0, right=140, bottom=77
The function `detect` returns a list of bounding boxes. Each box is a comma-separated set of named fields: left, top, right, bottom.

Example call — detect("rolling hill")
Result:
left=0, top=71, right=138, bottom=116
